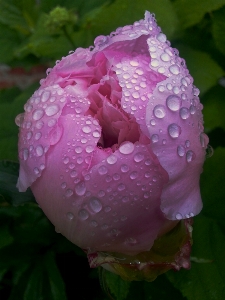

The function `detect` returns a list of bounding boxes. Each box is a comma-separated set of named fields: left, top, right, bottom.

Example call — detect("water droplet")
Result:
left=206, top=145, right=214, bottom=158
left=160, top=53, right=170, bottom=62
left=150, top=119, right=156, bottom=126
left=185, top=140, right=190, bottom=148
left=153, top=105, right=166, bottom=118
left=166, top=95, right=181, bottom=111
left=78, top=209, right=89, bottom=220
left=169, top=64, right=180, bottom=75
left=98, top=165, right=108, bottom=175
left=21, top=148, right=29, bottom=160
left=151, top=134, right=159, bottom=143
left=74, top=146, right=82, bottom=154
left=122, top=196, right=129, bottom=203
left=186, top=150, right=196, bottom=162
left=63, top=157, right=69, bottom=164
left=177, top=145, right=185, bottom=157
left=36, top=121, right=44, bottom=129
left=93, top=130, right=101, bottom=138
left=168, top=123, right=181, bottom=138
left=41, top=91, right=50, bottom=102
left=89, top=198, right=102, bottom=213
left=90, top=220, right=98, bottom=227
left=157, top=33, right=167, bottom=42
left=66, top=212, right=74, bottom=220
left=34, top=167, right=39, bottom=175
left=65, top=189, right=73, bottom=197
left=48, top=119, right=56, bottom=127
left=190, top=105, right=196, bottom=115
left=130, top=171, right=138, bottom=179
left=121, top=164, right=129, bottom=172
left=125, top=237, right=137, bottom=245
left=82, top=125, right=91, bottom=134
left=61, top=182, right=66, bottom=189
left=130, top=60, right=139, bottom=67
left=200, top=132, right=208, bottom=148
left=75, top=181, right=86, bottom=196
left=151, top=59, right=159, bottom=67
left=107, top=155, right=117, bottom=165
left=104, top=206, right=111, bottom=212
left=132, top=91, right=140, bottom=99
left=32, top=109, right=44, bottom=121
left=101, top=224, right=109, bottom=230
left=15, top=113, right=24, bottom=127
left=36, top=145, right=44, bottom=157
left=113, top=173, right=120, bottom=180
left=134, top=153, right=144, bottom=162
left=176, top=213, right=182, bottom=220
left=45, top=104, right=59, bottom=116
left=86, top=145, right=94, bottom=153
left=119, top=142, right=134, bottom=154
left=118, top=184, right=125, bottom=191
left=180, top=107, right=190, bottom=119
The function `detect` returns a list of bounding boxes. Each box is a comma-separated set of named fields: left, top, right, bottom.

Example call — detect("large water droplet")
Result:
left=169, top=64, right=180, bottom=75
left=119, top=142, right=134, bottom=154
left=75, top=181, right=86, bottom=196
left=82, top=125, right=91, bottom=134
left=118, top=183, right=125, bottom=191
left=89, top=198, right=102, bottom=213
left=151, top=134, right=159, bottom=143
left=78, top=209, right=89, bottom=220
left=134, top=152, right=144, bottom=162
left=176, top=213, right=182, bottom=220
left=66, top=212, right=74, bottom=220
left=186, top=150, right=196, bottom=162
left=41, top=91, right=50, bottom=102
left=15, top=113, right=24, bottom=127
left=45, top=104, right=59, bottom=116
left=130, top=171, right=138, bottom=179
left=166, top=95, right=181, bottom=111
left=180, top=107, right=190, bottom=119
left=153, top=105, right=166, bottom=118
left=121, top=164, right=129, bottom=172
left=168, top=123, right=181, bottom=138
left=32, top=109, right=44, bottom=121
left=36, top=145, right=44, bottom=157
left=107, top=155, right=117, bottom=164
left=177, top=145, right=185, bottom=157
left=98, top=165, right=108, bottom=175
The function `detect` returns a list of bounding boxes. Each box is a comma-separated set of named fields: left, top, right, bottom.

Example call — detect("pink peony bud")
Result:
left=16, top=11, right=208, bottom=280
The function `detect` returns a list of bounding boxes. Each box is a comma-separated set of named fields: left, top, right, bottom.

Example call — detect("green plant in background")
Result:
left=0, top=1, right=225, bottom=299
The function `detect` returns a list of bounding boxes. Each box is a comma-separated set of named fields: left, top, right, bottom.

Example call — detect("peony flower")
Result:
left=16, top=11, right=208, bottom=281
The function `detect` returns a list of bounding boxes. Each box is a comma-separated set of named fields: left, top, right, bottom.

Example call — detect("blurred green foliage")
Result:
left=0, top=0, right=225, bottom=299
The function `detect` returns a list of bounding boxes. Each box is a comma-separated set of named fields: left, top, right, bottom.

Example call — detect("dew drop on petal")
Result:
left=180, top=107, right=190, bottom=120
left=107, top=155, right=117, bottom=165
left=168, top=123, right=181, bottom=138
left=89, top=198, right=102, bottom=213
left=98, top=165, right=108, bottom=175
left=78, top=209, right=89, bottom=220
left=125, top=237, right=137, bottom=245
left=119, top=142, right=134, bottom=154
left=36, top=145, right=44, bottom=157
left=176, top=213, right=182, bottom=220
left=151, top=134, right=159, bottom=143
left=65, top=189, right=73, bottom=198
left=15, top=113, right=24, bottom=127
left=186, top=150, right=196, bottom=162
left=66, top=212, right=74, bottom=220
left=41, top=91, right=50, bottom=102
left=134, top=152, right=144, bottom=162
left=32, top=109, right=44, bottom=121
left=177, top=145, right=185, bottom=157
left=75, top=181, right=86, bottom=196
left=169, top=64, right=180, bottom=75
left=166, top=95, right=181, bottom=111
left=153, top=105, right=166, bottom=118
left=82, top=125, right=91, bottom=134
left=121, top=164, right=129, bottom=172
left=45, top=105, right=59, bottom=116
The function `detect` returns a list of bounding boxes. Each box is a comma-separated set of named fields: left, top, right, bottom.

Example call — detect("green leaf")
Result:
left=175, top=45, right=224, bottom=95
left=0, top=160, right=36, bottom=205
left=167, top=216, right=225, bottom=300
left=100, top=268, right=130, bottom=300
left=201, top=148, right=225, bottom=220
left=212, top=6, right=225, bottom=56
left=173, top=0, right=225, bottom=28
left=89, top=0, right=178, bottom=40
left=44, top=252, right=67, bottom=300
left=201, top=85, right=225, bottom=131
left=0, top=23, right=20, bottom=63
left=0, top=225, right=14, bottom=249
